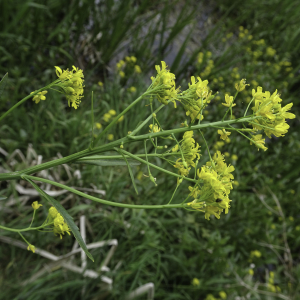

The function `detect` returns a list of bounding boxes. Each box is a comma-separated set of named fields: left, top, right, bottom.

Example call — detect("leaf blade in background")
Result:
left=75, top=156, right=140, bottom=166
left=0, top=72, right=8, bottom=99
left=24, top=177, right=94, bottom=262
left=118, top=150, right=138, bottom=195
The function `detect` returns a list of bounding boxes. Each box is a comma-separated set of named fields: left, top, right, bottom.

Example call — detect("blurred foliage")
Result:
left=1, top=0, right=300, bottom=299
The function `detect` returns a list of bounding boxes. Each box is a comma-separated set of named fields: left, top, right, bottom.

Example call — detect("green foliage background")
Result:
left=0, top=0, right=299, bottom=299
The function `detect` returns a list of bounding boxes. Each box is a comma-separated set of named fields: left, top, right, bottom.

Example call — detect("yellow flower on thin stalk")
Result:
left=31, top=90, right=48, bottom=104
left=218, top=129, right=231, bottom=140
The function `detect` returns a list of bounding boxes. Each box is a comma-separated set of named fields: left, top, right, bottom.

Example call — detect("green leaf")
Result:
left=0, top=73, right=8, bottom=99
left=0, top=196, right=7, bottom=201
left=118, top=150, right=138, bottom=195
left=24, top=177, right=94, bottom=262
left=75, top=157, right=140, bottom=167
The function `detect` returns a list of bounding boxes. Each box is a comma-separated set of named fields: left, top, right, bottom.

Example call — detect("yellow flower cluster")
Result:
left=173, top=131, right=201, bottom=177
left=48, top=207, right=71, bottom=239
left=250, top=87, right=295, bottom=149
left=116, top=56, right=141, bottom=77
left=31, top=90, right=48, bottom=104
left=103, top=109, right=117, bottom=122
left=187, top=151, right=234, bottom=220
left=150, top=61, right=179, bottom=106
left=181, top=76, right=212, bottom=122
left=54, top=66, right=84, bottom=109
left=267, top=271, right=281, bottom=293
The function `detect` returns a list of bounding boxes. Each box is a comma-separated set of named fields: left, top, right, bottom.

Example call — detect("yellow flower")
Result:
left=249, top=269, right=254, bottom=276
left=32, top=201, right=42, bottom=210
left=119, top=71, right=125, bottom=78
left=116, top=60, right=125, bottom=69
left=231, top=154, right=238, bottom=161
left=108, top=109, right=116, bottom=116
left=222, top=94, right=236, bottom=107
left=49, top=207, right=58, bottom=219
left=149, top=124, right=160, bottom=133
left=131, top=56, right=137, bottom=63
left=235, top=79, right=249, bottom=92
left=150, top=61, right=179, bottom=106
left=27, top=244, right=36, bottom=253
left=134, top=65, right=142, bottom=73
left=31, top=90, right=48, bottom=104
left=53, top=213, right=71, bottom=239
left=219, top=291, right=227, bottom=299
left=107, top=134, right=114, bottom=141
left=54, top=65, right=84, bottom=109
left=96, top=123, right=102, bottom=129
left=250, top=250, right=262, bottom=258
left=118, top=115, right=124, bottom=122
left=218, top=129, right=231, bottom=140
left=192, top=278, right=200, bottom=287
left=129, top=86, right=137, bottom=93
left=103, top=113, right=111, bottom=122
left=98, top=81, right=103, bottom=87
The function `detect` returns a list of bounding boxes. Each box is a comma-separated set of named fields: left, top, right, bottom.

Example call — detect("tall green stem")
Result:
left=22, top=175, right=187, bottom=210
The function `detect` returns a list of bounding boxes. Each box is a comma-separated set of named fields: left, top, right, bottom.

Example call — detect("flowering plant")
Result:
left=0, top=62, right=294, bottom=260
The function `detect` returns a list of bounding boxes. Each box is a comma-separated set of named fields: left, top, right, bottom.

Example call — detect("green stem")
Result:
left=0, top=82, right=57, bottom=122
left=22, top=175, right=187, bottom=210
left=244, top=97, right=255, bottom=117
left=117, top=148, right=197, bottom=183
left=0, top=117, right=257, bottom=181
left=29, top=210, right=36, bottom=228
left=94, top=89, right=154, bottom=144
left=0, top=223, right=49, bottom=233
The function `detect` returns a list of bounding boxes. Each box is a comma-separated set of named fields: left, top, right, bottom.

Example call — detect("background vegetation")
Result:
left=0, top=0, right=299, bottom=299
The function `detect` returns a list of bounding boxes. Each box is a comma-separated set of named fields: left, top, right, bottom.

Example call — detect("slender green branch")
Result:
left=0, top=116, right=258, bottom=181
left=0, top=81, right=58, bottom=123
left=0, top=223, right=50, bottom=233
left=21, top=175, right=188, bottom=210
left=117, top=148, right=197, bottom=183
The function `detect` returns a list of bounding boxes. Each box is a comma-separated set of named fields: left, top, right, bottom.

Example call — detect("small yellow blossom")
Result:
left=192, top=278, right=200, bottom=287
left=119, top=71, right=125, bottom=78
left=118, top=115, right=124, bottom=122
left=222, top=94, right=236, bottom=107
left=32, top=201, right=42, bottom=210
left=27, top=244, right=36, bottom=253
left=96, top=123, right=102, bottom=129
left=289, top=216, right=294, bottom=222
left=31, top=90, right=48, bottom=104
left=134, top=65, right=141, bottom=73
left=131, top=56, right=137, bottom=63
left=108, top=109, right=116, bottom=116
left=219, top=291, right=227, bottom=299
left=250, top=250, right=262, bottom=258
left=235, top=79, right=249, bottom=92
left=231, top=154, right=238, bottom=161
left=149, top=124, right=160, bottom=133
left=129, top=86, right=137, bottom=93
left=98, top=81, right=103, bottom=87
left=218, top=129, right=231, bottom=140
left=107, top=134, right=114, bottom=141
left=249, top=269, right=254, bottom=276
left=103, top=113, right=112, bottom=122
left=49, top=207, right=58, bottom=219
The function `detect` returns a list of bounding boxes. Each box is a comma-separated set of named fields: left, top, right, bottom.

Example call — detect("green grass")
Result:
left=1, top=0, right=300, bottom=299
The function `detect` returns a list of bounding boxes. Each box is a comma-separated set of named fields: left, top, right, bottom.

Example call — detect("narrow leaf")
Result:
left=0, top=73, right=8, bottom=99
left=25, top=178, right=94, bottom=262
left=75, top=157, right=140, bottom=167
left=0, top=196, right=7, bottom=201
left=118, top=150, right=138, bottom=195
